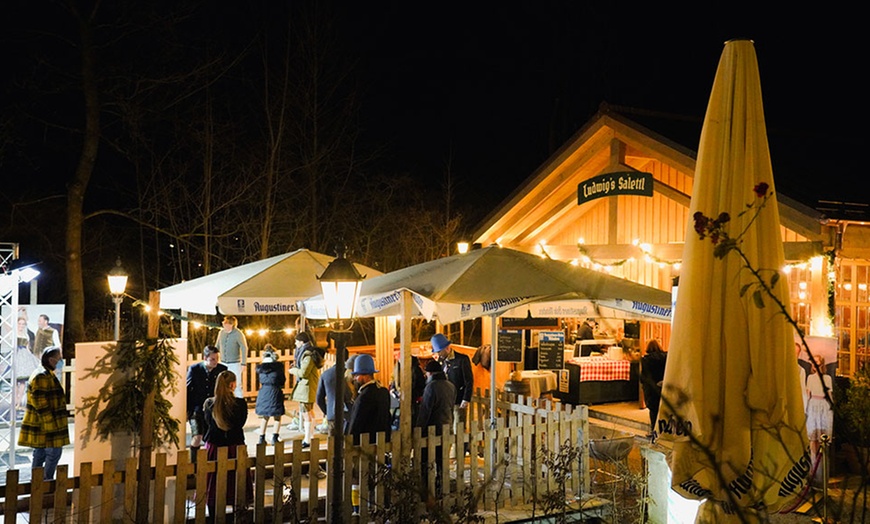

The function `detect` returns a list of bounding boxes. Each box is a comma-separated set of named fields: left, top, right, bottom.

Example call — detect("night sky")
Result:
left=2, top=3, right=866, bottom=226
left=332, top=5, right=866, bottom=215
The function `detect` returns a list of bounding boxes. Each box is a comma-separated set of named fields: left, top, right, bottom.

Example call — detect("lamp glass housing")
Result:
left=108, top=258, right=128, bottom=296
left=318, top=253, right=365, bottom=321
left=320, top=279, right=362, bottom=320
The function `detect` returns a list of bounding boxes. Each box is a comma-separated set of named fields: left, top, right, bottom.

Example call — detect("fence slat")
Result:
left=194, top=448, right=208, bottom=524
left=100, top=460, right=115, bottom=523
left=76, top=461, right=92, bottom=524
left=153, top=452, right=167, bottom=523
left=173, top=450, right=190, bottom=523
left=215, top=445, right=228, bottom=524
left=289, top=438, right=304, bottom=521
left=124, top=456, right=137, bottom=521
left=272, top=440, right=286, bottom=524
left=54, top=465, right=69, bottom=522
left=235, top=444, right=250, bottom=520
left=3, top=468, right=18, bottom=524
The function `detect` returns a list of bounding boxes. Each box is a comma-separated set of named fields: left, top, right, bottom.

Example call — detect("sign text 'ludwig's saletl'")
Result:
left=577, top=171, right=653, bottom=205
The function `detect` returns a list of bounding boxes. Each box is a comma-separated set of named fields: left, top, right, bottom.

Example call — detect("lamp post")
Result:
left=318, top=245, right=364, bottom=524
left=107, top=258, right=128, bottom=341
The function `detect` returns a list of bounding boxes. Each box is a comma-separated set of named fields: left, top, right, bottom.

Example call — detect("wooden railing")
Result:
left=1, top=392, right=589, bottom=523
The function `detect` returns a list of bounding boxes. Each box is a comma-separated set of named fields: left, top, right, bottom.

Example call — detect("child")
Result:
left=255, top=345, right=286, bottom=444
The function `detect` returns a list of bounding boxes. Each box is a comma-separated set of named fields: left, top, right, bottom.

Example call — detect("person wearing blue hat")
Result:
left=431, top=333, right=473, bottom=454
left=345, top=354, right=392, bottom=444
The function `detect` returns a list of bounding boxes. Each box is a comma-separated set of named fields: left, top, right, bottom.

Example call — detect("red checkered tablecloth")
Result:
left=569, top=356, right=631, bottom=382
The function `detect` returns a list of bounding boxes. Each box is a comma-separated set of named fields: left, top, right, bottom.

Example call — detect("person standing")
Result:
left=416, top=359, right=455, bottom=495
left=641, top=339, right=668, bottom=434
left=316, top=354, right=355, bottom=436
left=18, top=346, right=69, bottom=480
left=391, top=352, right=426, bottom=428
left=289, top=332, right=321, bottom=448
left=215, top=316, right=248, bottom=398
left=255, top=345, right=286, bottom=445
left=345, top=354, right=392, bottom=444
left=431, top=333, right=473, bottom=452
left=186, top=345, right=227, bottom=461
left=203, top=370, right=251, bottom=517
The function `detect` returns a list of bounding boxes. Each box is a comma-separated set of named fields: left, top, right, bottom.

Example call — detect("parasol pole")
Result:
left=490, top=314, right=498, bottom=428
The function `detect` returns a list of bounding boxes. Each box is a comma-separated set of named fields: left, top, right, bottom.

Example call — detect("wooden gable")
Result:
left=473, top=111, right=828, bottom=292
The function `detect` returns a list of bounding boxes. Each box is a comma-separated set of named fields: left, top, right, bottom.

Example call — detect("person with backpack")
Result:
left=289, top=332, right=322, bottom=448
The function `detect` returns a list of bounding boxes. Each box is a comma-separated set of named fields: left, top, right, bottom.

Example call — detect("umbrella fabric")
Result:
left=158, top=249, right=380, bottom=315
left=656, top=40, right=809, bottom=520
left=301, top=245, right=673, bottom=323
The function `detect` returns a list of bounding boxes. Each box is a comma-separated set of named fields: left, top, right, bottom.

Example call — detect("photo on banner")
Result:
left=795, top=334, right=837, bottom=453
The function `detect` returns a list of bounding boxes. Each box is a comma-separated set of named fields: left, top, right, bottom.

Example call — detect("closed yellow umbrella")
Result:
left=656, top=39, right=810, bottom=521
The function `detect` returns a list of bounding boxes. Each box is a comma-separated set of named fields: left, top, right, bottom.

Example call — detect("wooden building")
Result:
left=472, top=106, right=869, bottom=377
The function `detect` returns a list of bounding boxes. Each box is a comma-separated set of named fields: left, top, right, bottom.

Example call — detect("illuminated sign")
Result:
left=578, top=171, right=653, bottom=205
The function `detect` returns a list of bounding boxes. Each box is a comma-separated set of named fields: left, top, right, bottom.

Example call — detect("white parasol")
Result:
left=158, top=248, right=381, bottom=315
left=656, top=39, right=810, bottom=520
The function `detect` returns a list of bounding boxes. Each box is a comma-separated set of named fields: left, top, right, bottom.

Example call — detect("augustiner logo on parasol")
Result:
left=577, top=171, right=653, bottom=205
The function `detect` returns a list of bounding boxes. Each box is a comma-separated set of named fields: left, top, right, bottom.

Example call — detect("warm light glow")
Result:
left=673, top=263, right=681, bottom=271
left=108, top=274, right=128, bottom=295
left=578, top=237, right=585, bottom=245
left=258, top=329, right=268, bottom=337
left=844, top=283, right=853, bottom=291
left=798, top=281, right=807, bottom=290
left=639, top=243, right=652, bottom=253
left=143, top=304, right=152, bottom=312
left=107, top=258, right=128, bottom=296
left=798, top=291, right=806, bottom=300
left=245, top=329, right=254, bottom=336
left=631, top=238, right=640, bottom=246
left=570, top=259, right=579, bottom=266
left=321, top=280, right=362, bottom=320
left=457, top=242, right=469, bottom=254
left=284, top=328, right=295, bottom=335
left=782, top=265, right=792, bottom=275
left=192, top=322, right=202, bottom=329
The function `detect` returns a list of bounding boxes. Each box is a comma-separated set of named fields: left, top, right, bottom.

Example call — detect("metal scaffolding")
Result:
left=0, top=242, right=22, bottom=471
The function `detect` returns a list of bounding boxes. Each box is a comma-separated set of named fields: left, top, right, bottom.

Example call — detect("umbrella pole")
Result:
left=490, top=315, right=498, bottom=428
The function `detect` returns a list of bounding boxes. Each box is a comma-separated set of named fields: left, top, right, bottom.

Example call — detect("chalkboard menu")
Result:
left=537, top=331, right=565, bottom=370
left=497, top=330, right=523, bottom=363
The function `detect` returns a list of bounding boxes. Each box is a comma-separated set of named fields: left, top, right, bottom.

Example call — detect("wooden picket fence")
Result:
left=1, top=391, right=590, bottom=523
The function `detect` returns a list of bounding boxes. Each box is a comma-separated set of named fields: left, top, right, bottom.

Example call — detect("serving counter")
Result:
left=555, top=356, right=639, bottom=405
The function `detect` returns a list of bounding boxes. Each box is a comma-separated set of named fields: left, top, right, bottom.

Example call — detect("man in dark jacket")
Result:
left=345, top=354, right=392, bottom=444
left=316, top=355, right=355, bottom=435
left=416, top=360, right=455, bottom=430
left=416, top=359, right=455, bottom=495
left=186, top=346, right=227, bottom=460
left=431, top=333, right=473, bottom=451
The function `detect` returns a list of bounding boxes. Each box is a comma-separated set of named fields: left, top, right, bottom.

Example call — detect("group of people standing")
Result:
left=184, top=320, right=476, bottom=509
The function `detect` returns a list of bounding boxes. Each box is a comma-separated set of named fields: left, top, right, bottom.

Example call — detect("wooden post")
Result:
left=136, top=290, right=160, bottom=524
left=399, top=290, right=413, bottom=450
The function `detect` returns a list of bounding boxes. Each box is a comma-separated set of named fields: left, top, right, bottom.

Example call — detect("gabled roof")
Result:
left=473, top=106, right=826, bottom=247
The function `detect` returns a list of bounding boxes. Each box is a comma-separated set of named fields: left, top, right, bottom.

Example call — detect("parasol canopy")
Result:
left=301, top=244, right=672, bottom=323
left=158, top=248, right=381, bottom=315
left=655, top=39, right=809, bottom=520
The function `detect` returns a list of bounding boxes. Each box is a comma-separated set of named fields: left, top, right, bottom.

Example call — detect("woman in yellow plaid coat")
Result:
left=18, top=346, right=69, bottom=480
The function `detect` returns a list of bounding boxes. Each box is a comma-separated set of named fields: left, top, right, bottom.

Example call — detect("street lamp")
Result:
left=318, top=245, right=364, bottom=524
left=107, top=258, right=128, bottom=340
